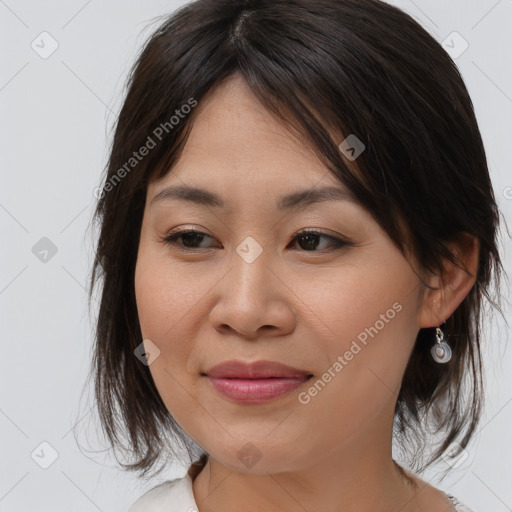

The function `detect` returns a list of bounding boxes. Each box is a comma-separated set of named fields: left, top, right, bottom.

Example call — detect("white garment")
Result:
left=128, top=471, right=477, bottom=512
left=128, top=473, right=197, bottom=512
left=444, top=494, right=478, bottom=512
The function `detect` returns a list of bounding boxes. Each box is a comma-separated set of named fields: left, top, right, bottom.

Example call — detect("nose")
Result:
left=209, top=247, right=296, bottom=340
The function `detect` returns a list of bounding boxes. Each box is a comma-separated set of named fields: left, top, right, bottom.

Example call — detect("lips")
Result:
left=202, top=360, right=312, bottom=404
left=203, top=359, right=313, bottom=379
left=202, top=360, right=314, bottom=403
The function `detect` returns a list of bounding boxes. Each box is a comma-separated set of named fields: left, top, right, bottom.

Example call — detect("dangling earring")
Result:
left=431, top=326, right=452, bottom=363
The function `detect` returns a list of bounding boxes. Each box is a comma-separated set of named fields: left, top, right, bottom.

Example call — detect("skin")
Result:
left=134, top=73, right=479, bottom=512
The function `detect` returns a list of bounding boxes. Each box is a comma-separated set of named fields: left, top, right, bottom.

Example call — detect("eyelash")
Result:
left=160, top=228, right=352, bottom=253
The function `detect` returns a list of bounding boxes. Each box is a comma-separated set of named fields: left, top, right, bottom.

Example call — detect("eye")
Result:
left=161, top=229, right=218, bottom=250
left=160, top=228, right=352, bottom=252
left=290, top=229, right=351, bottom=252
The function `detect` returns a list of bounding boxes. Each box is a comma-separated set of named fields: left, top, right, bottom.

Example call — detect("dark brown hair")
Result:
left=85, top=0, right=506, bottom=481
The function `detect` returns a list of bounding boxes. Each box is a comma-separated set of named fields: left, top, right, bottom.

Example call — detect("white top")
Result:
left=128, top=473, right=198, bottom=512
left=128, top=471, right=477, bottom=512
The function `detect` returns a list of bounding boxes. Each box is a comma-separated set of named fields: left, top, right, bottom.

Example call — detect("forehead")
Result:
left=181, top=75, right=322, bottom=172
left=148, top=74, right=355, bottom=206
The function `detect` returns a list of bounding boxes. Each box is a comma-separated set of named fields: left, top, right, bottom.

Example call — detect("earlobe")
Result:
left=417, top=233, right=480, bottom=329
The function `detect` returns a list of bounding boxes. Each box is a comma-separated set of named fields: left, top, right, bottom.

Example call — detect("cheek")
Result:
left=135, top=249, right=200, bottom=340
left=293, top=260, right=418, bottom=405
left=291, top=258, right=413, bottom=346
left=134, top=254, right=188, bottom=375
left=134, top=248, right=220, bottom=377
left=134, top=264, right=167, bottom=341
left=134, top=255, right=202, bottom=423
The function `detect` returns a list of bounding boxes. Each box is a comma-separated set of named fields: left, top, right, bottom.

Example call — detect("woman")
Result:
left=88, top=0, right=505, bottom=510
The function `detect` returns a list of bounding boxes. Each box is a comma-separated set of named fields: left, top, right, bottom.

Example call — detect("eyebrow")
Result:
left=150, top=184, right=358, bottom=210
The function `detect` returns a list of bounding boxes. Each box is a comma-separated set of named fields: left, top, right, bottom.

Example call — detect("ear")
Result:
left=417, top=233, right=480, bottom=328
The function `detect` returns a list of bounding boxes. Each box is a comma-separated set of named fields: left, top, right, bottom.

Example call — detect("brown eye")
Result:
left=290, top=230, right=350, bottom=252
left=163, top=230, right=218, bottom=249
left=160, top=229, right=352, bottom=253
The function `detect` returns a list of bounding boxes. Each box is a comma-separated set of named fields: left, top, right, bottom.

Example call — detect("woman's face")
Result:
left=134, top=74, right=429, bottom=473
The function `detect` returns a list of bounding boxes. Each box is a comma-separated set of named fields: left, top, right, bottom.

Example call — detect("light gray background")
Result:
left=1, top=0, right=511, bottom=510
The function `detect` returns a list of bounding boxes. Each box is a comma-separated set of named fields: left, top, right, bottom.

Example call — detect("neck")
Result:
left=191, top=446, right=426, bottom=512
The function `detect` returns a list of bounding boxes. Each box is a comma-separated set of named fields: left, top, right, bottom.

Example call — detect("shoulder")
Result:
left=128, top=473, right=198, bottom=512
left=401, top=467, right=478, bottom=512
left=444, top=493, right=478, bottom=512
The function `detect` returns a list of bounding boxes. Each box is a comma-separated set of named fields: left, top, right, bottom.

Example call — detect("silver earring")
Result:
left=431, top=326, right=452, bottom=363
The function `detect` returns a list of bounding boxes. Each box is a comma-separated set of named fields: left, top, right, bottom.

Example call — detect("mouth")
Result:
left=201, top=360, right=314, bottom=403
left=203, top=359, right=313, bottom=379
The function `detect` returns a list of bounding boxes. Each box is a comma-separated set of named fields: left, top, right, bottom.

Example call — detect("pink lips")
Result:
left=204, top=360, right=313, bottom=404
